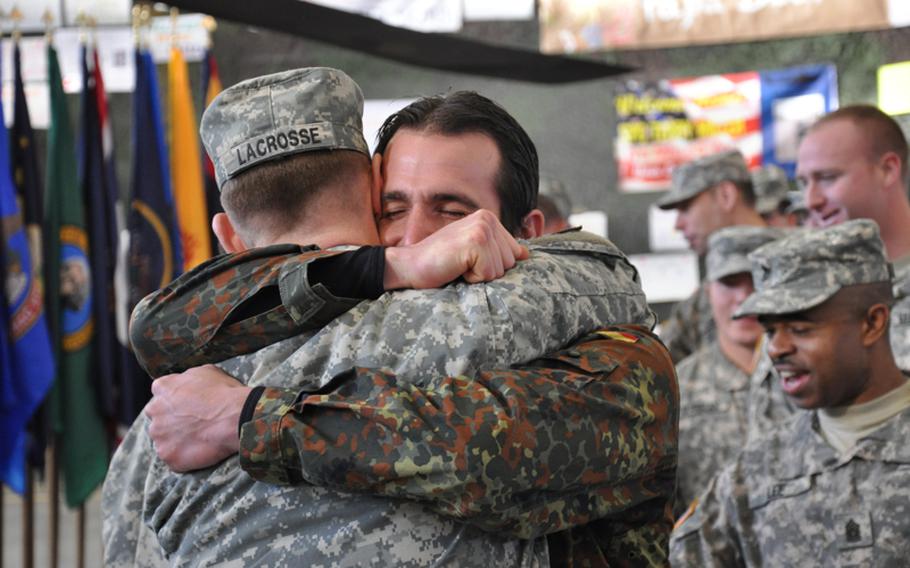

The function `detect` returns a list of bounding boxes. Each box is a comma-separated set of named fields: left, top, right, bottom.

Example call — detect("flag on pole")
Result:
left=10, top=39, right=55, bottom=473
left=79, top=43, right=119, bottom=422
left=123, top=48, right=183, bottom=421
left=45, top=44, right=108, bottom=506
left=168, top=46, right=211, bottom=271
left=90, top=47, right=133, bottom=431
left=0, top=52, right=55, bottom=492
left=201, top=47, right=223, bottom=256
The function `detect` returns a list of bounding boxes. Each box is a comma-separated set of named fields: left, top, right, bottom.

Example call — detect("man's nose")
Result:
left=803, top=181, right=825, bottom=211
left=400, top=212, right=438, bottom=246
left=767, top=329, right=794, bottom=360
left=673, top=211, right=686, bottom=232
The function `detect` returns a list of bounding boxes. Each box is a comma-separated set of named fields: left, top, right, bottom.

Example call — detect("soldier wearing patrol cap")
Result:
left=671, top=219, right=910, bottom=567
left=105, top=67, right=677, bottom=567
left=538, top=178, right=573, bottom=234
left=752, top=164, right=800, bottom=227
left=657, top=149, right=767, bottom=363
left=675, top=225, right=784, bottom=516
left=746, top=105, right=910, bottom=443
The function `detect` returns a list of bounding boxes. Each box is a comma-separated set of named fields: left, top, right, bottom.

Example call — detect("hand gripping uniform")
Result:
left=103, top=231, right=679, bottom=568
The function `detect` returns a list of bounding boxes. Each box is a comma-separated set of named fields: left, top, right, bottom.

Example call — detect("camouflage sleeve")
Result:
left=102, top=416, right=168, bottom=567
left=239, top=325, right=678, bottom=540
left=669, top=462, right=748, bottom=567
left=659, top=283, right=715, bottom=363
left=129, top=244, right=359, bottom=377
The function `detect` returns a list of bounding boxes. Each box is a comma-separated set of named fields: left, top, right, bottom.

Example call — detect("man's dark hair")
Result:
left=810, top=105, right=909, bottom=185
left=730, top=179, right=756, bottom=208
left=844, top=281, right=895, bottom=318
left=221, top=149, right=370, bottom=245
left=375, top=91, right=539, bottom=235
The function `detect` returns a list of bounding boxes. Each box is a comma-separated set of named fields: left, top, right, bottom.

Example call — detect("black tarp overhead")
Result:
left=165, top=0, right=633, bottom=83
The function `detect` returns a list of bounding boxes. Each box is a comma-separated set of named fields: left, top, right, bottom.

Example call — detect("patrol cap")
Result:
left=705, top=225, right=785, bottom=282
left=752, top=164, right=790, bottom=215
left=539, top=178, right=572, bottom=219
left=784, top=190, right=807, bottom=215
left=200, top=67, right=369, bottom=189
left=734, top=219, right=892, bottom=318
left=657, top=149, right=750, bottom=210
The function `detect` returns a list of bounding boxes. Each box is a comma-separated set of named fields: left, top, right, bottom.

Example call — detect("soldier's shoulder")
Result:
left=528, top=229, right=626, bottom=257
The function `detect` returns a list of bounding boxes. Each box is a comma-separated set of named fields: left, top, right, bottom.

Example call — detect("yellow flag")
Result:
left=168, top=47, right=211, bottom=271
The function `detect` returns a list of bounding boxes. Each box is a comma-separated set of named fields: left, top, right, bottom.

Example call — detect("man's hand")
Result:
left=146, top=365, right=251, bottom=472
left=384, top=209, right=529, bottom=289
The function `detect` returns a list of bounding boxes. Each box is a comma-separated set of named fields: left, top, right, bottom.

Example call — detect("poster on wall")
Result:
left=615, top=64, right=837, bottom=193
left=540, top=0, right=910, bottom=53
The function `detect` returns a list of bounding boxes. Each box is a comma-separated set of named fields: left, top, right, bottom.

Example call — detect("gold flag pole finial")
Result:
left=10, top=6, right=23, bottom=43
left=131, top=4, right=142, bottom=47
left=202, top=15, right=216, bottom=49
left=42, top=8, right=54, bottom=43
left=169, top=7, right=178, bottom=50
left=76, top=10, right=87, bottom=44
left=139, top=4, right=152, bottom=49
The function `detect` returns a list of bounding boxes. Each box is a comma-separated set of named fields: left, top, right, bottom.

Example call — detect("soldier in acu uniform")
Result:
left=654, top=150, right=766, bottom=362
left=751, top=164, right=799, bottom=228
left=104, top=68, right=678, bottom=567
left=671, top=220, right=910, bottom=567
left=748, top=105, right=910, bottom=439
left=675, top=225, right=783, bottom=515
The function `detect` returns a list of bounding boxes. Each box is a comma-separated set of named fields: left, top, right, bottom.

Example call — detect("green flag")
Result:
left=45, top=44, right=108, bottom=507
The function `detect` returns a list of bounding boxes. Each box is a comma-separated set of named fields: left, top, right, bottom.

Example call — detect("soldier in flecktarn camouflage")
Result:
left=671, top=219, right=910, bottom=567
left=104, top=68, right=679, bottom=568
left=674, top=226, right=783, bottom=516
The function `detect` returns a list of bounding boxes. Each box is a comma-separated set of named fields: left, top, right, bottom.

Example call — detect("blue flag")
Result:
left=0, top=65, right=55, bottom=493
left=10, top=41, right=54, bottom=474
left=123, top=48, right=183, bottom=421
left=79, top=44, right=119, bottom=420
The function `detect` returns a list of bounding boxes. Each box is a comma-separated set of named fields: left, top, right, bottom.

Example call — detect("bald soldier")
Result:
left=104, top=69, right=677, bottom=566
left=675, top=226, right=783, bottom=515
left=656, top=150, right=766, bottom=362
left=670, top=219, right=910, bottom=566
left=748, top=105, right=910, bottom=438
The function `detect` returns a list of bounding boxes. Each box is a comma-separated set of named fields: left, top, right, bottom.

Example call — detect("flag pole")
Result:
left=41, top=11, right=62, bottom=568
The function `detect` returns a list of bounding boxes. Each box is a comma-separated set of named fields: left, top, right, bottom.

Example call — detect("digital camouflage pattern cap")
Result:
left=539, top=178, right=572, bottom=219
left=705, top=225, right=785, bottom=282
left=200, top=67, right=369, bottom=188
left=752, top=164, right=791, bottom=215
left=734, top=219, right=892, bottom=318
left=657, top=149, right=750, bottom=210
left=784, top=190, right=807, bottom=215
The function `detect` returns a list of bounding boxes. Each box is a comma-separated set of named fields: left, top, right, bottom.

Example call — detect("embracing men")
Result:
left=103, top=67, right=678, bottom=567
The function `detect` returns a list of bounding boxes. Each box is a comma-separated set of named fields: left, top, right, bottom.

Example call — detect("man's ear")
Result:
left=862, top=303, right=891, bottom=346
left=519, top=208, right=545, bottom=239
left=878, top=151, right=903, bottom=192
left=714, top=181, right=739, bottom=213
left=212, top=213, right=249, bottom=253
left=371, top=154, right=384, bottom=217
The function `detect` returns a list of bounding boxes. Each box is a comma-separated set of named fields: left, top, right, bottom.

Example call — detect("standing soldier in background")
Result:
left=671, top=220, right=910, bottom=567
left=655, top=150, right=766, bottom=362
left=675, top=225, right=783, bottom=516
left=752, top=164, right=800, bottom=227
left=748, top=105, right=910, bottom=438
left=538, top=178, right=573, bottom=234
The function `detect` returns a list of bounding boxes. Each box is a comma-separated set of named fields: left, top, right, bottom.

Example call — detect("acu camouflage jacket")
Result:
left=114, top=232, right=678, bottom=567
